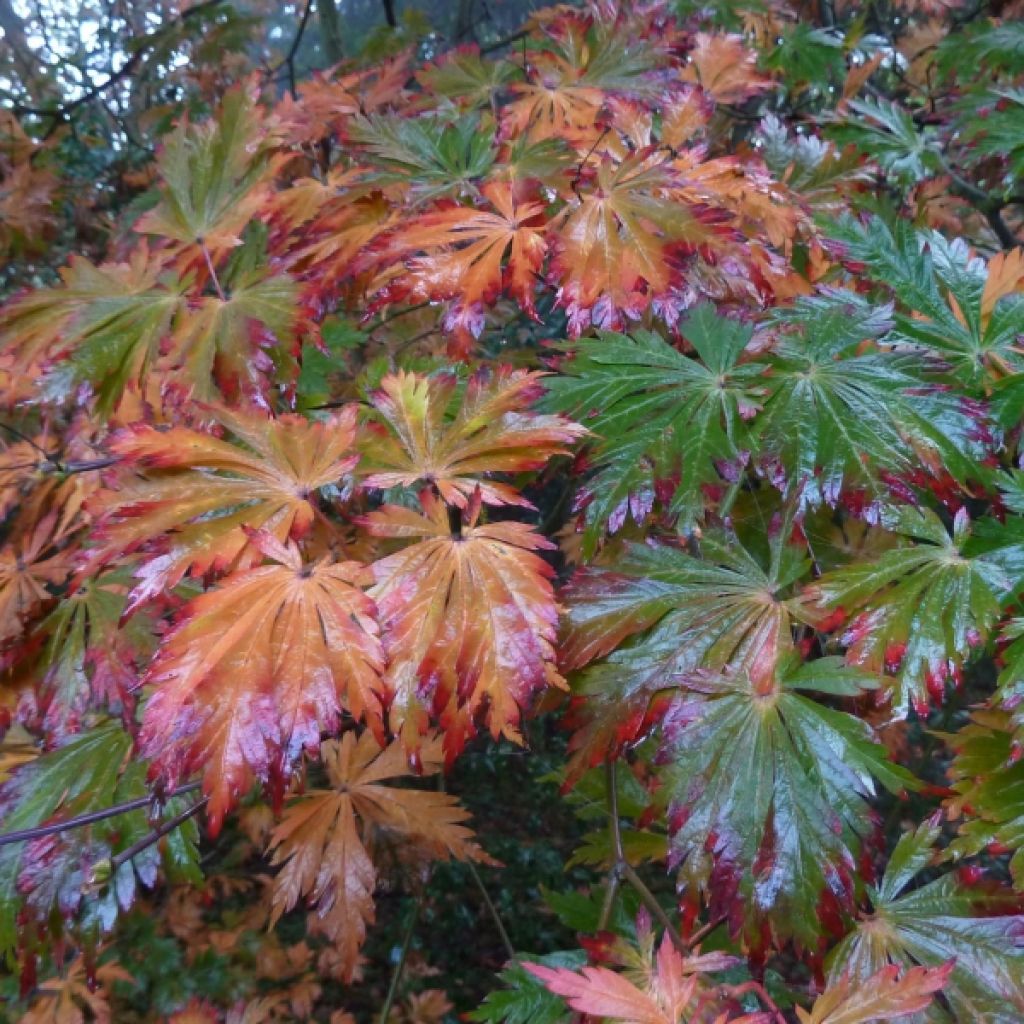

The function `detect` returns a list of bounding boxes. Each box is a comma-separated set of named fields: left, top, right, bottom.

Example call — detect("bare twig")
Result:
left=110, top=797, right=208, bottom=872
left=466, top=858, right=515, bottom=960
left=378, top=898, right=420, bottom=1024
left=269, top=0, right=314, bottom=99
left=605, top=760, right=689, bottom=955
left=201, top=241, right=226, bottom=301
left=0, top=782, right=202, bottom=848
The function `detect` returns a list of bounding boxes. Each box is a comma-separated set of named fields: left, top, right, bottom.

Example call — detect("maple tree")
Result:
left=2, top=0, right=1024, bottom=1021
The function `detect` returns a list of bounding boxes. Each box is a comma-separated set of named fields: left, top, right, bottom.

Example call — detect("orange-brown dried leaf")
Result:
left=139, top=534, right=384, bottom=831
left=86, top=406, right=360, bottom=611
left=680, top=33, right=772, bottom=104
left=267, top=731, right=488, bottom=980
left=19, top=956, right=132, bottom=1024
left=361, top=491, right=565, bottom=757
left=361, top=367, right=584, bottom=507
left=0, top=515, right=68, bottom=651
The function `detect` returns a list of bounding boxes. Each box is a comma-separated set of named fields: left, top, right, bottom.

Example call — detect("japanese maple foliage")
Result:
left=2, top=0, right=1024, bottom=1021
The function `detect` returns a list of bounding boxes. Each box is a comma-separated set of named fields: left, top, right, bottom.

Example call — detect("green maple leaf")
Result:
left=0, top=252, right=185, bottom=413
left=759, top=290, right=985, bottom=507
left=37, top=568, right=158, bottom=737
left=826, top=98, right=941, bottom=184
left=810, top=506, right=1007, bottom=716
left=937, top=20, right=1024, bottom=75
left=758, top=115, right=875, bottom=211
left=560, top=528, right=816, bottom=783
left=135, top=86, right=277, bottom=249
left=827, top=824, right=1024, bottom=1023
left=957, top=87, right=1024, bottom=182
left=659, top=656, right=916, bottom=946
left=544, top=305, right=763, bottom=552
left=832, top=216, right=1024, bottom=398
left=470, top=952, right=580, bottom=1024
left=348, top=112, right=495, bottom=199
left=174, top=265, right=297, bottom=401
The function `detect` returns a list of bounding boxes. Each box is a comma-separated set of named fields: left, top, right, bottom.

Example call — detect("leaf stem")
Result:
left=722, top=980, right=787, bottom=1024
left=597, top=863, right=622, bottom=932
left=378, top=898, right=421, bottom=1024
left=466, top=857, right=515, bottom=960
left=605, top=760, right=689, bottom=955
left=0, top=782, right=201, bottom=848
left=200, top=240, right=227, bottom=301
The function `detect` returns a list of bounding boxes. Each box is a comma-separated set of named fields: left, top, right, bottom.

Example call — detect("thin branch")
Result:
left=597, top=862, right=622, bottom=932
left=11, top=0, right=228, bottom=125
left=938, top=157, right=1022, bottom=250
left=466, top=858, right=515, bottom=960
left=0, top=782, right=202, bottom=848
left=687, top=913, right=726, bottom=947
left=605, top=760, right=689, bottom=955
left=59, top=457, right=119, bottom=475
left=0, top=422, right=56, bottom=463
left=110, top=797, right=208, bottom=871
left=721, top=981, right=787, bottom=1024
left=270, top=0, right=314, bottom=99
left=378, top=898, right=420, bottom=1024
left=480, top=28, right=528, bottom=54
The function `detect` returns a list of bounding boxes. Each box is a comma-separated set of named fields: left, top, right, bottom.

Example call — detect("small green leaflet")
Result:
left=827, top=823, right=1024, bottom=1023
left=658, top=657, right=917, bottom=946
left=469, top=952, right=581, bottom=1024
left=944, top=709, right=1024, bottom=889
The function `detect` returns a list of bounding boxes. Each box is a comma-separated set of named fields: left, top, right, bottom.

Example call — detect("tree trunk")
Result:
left=316, top=0, right=345, bottom=63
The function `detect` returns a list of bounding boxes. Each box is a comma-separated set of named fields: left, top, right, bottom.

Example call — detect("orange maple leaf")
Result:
left=369, top=180, right=548, bottom=353
left=549, top=150, right=726, bottom=333
left=680, top=33, right=772, bottom=105
left=527, top=932, right=765, bottom=1024
left=139, top=532, right=384, bottom=831
left=361, top=490, right=565, bottom=758
left=361, top=367, right=585, bottom=507
left=267, top=730, right=489, bottom=979
left=0, top=514, right=68, bottom=651
left=85, top=406, right=360, bottom=613
left=797, top=962, right=952, bottom=1024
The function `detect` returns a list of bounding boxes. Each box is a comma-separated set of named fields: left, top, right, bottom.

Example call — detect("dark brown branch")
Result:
left=480, top=28, right=528, bottom=54
left=269, top=0, right=314, bottom=99
left=381, top=0, right=397, bottom=28
left=939, top=158, right=1022, bottom=250
left=11, top=0, right=227, bottom=124
left=110, top=797, right=208, bottom=871
left=0, top=782, right=201, bottom=848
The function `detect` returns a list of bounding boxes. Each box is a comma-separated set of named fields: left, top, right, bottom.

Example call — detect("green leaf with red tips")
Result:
left=808, top=506, right=1007, bottom=717
left=657, top=657, right=917, bottom=947
left=827, top=823, right=1024, bottom=1023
